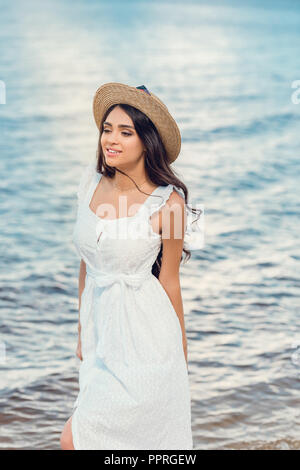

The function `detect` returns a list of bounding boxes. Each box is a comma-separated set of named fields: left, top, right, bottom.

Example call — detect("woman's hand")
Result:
left=76, top=324, right=83, bottom=361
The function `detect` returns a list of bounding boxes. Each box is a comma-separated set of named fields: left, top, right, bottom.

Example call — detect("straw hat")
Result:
left=92, top=82, right=181, bottom=163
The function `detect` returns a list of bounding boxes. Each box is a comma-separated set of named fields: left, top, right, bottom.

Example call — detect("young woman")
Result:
left=60, top=83, right=202, bottom=450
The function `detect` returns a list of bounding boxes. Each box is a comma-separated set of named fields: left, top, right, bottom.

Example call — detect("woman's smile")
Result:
left=106, top=148, right=122, bottom=156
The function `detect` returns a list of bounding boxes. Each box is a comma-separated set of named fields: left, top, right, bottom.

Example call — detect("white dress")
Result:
left=71, top=160, right=200, bottom=450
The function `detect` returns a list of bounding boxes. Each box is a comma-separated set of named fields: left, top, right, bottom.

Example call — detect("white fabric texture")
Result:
left=71, top=160, right=194, bottom=450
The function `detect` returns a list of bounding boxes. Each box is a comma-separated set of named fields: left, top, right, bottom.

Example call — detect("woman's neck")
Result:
left=111, top=172, right=150, bottom=192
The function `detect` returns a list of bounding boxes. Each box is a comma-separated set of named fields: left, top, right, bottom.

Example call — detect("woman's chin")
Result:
left=105, top=157, right=118, bottom=166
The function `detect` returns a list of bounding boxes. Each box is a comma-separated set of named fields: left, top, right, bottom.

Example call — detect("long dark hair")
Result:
left=95, top=103, right=202, bottom=278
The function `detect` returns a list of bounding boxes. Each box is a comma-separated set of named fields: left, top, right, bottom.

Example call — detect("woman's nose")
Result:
left=107, top=133, right=119, bottom=143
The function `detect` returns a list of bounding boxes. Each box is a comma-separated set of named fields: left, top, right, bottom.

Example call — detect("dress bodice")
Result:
left=72, top=160, right=204, bottom=275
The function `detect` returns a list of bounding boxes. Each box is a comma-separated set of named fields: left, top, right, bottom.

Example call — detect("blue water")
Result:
left=0, top=0, right=300, bottom=450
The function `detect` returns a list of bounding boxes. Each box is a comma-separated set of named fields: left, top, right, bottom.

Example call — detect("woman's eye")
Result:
left=103, top=129, right=131, bottom=136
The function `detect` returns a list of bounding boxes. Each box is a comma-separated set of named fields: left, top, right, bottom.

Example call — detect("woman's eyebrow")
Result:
left=103, top=121, right=135, bottom=129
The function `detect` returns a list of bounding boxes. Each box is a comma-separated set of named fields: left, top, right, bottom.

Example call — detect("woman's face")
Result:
left=101, top=106, right=145, bottom=167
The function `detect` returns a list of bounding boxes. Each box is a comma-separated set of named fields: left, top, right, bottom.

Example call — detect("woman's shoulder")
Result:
left=158, top=184, right=185, bottom=210
left=158, top=186, right=185, bottom=225
left=159, top=184, right=204, bottom=250
left=165, top=185, right=185, bottom=205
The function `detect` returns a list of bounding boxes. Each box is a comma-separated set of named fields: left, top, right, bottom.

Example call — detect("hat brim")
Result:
left=93, top=82, right=181, bottom=163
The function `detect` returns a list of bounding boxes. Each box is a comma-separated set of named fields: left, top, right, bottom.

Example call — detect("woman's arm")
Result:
left=158, top=191, right=188, bottom=364
left=159, top=274, right=188, bottom=363
left=78, top=259, right=86, bottom=334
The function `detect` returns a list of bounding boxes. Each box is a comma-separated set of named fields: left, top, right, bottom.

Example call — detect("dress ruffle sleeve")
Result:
left=165, top=186, right=204, bottom=251
left=76, top=161, right=97, bottom=204
left=148, top=185, right=205, bottom=251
